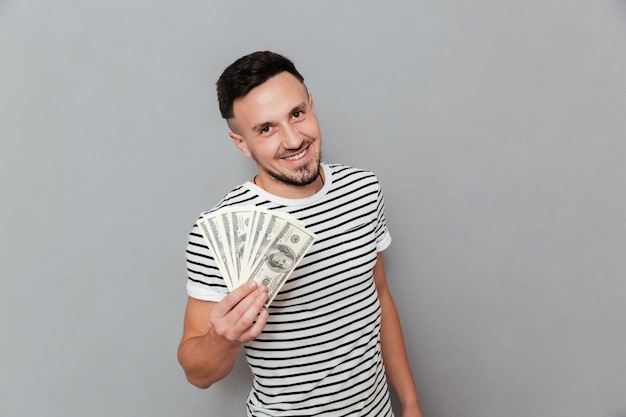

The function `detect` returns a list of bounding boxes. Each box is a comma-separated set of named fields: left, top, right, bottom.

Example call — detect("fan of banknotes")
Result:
left=196, top=206, right=316, bottom=307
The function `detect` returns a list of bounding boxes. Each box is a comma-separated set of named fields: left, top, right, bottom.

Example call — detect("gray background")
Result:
left=1, top=1, right=625, bottom=416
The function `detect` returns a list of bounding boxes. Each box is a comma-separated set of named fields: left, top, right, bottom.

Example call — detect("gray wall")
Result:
left=1, top=1, right=625, bottom=416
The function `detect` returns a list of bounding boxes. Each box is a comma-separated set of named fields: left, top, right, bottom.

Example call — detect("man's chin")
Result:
left=272, top=164, right=320, bottom=187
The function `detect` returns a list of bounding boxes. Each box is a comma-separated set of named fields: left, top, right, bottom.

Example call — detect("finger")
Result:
left=211, top=285, right=267, bottom=339
left=212, top=280, right=259, bottom=317
left=223, top=287, right=269, bottom=341
left=237, top=308, right=269, bottom=343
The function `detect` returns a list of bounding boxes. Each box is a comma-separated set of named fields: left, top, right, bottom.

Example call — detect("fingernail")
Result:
left=248, top=280, right=258, bottom=289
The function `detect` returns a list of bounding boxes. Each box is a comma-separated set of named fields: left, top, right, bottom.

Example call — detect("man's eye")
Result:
left=260, top=126, right=271, bottom=134
left=293, top=111, right=303, bottom=119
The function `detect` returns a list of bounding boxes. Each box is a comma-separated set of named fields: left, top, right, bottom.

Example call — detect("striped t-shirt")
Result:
left=186, top=163, right=394, bottom=416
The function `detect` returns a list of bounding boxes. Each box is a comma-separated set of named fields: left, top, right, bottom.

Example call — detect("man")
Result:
left=179, top=51, right=423, bottom=416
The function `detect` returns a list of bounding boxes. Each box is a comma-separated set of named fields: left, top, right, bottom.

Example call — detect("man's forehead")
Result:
left=231, top=74, right=309, bottom=122
left=235, top=73, right=307, bottom=107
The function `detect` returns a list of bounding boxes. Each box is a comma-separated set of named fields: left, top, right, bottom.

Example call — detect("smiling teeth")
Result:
left=285, top=149, right=307, bottom=161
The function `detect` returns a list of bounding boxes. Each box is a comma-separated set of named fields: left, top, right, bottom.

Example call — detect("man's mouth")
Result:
left=283, top=147, right=308, bottom=161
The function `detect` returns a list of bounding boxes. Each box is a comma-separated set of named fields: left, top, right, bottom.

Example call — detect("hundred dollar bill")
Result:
left=247, top=221, right=316, bottom=307
left=229, top=207, right=253, bottom=284
left=196, top=206, right=315, bottom=300
left=196, top=215, right=235, bottom=290
left=247, top=212, right=286, bottom=275
left=242, top=208, right=268, bottom=276
left=219, top=211, right=235, bottom=281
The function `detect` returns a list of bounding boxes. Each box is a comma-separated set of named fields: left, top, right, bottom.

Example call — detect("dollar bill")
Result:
left=247, top=220, right=316, bottom=307
left=247, top=213, right=286, bottom=276
left=197, top=214, right=234, bottom=290
left=229, top=207, right=253, bottom=280
left=196, top=205, right=316, bottom=305
left=242, top=209, right=268, bottom=276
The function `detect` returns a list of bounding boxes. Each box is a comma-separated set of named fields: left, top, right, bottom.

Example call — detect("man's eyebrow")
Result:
left=251, top=121, right=274, bottom=134
left=292, top=102, right=307, bottom=113
left=250, top=102, right=308, bottom=133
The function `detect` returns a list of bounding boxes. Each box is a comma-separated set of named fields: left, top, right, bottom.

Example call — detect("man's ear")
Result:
left=308, top=93, right=315, bottom=110
left=229, top=131, right=252, bottom=158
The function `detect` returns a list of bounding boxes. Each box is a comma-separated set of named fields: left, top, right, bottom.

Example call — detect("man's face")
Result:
left=228, top=72, right=322, bottom=195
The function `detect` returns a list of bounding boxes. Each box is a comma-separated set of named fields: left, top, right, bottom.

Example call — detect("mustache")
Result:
left=277, top=140, right=313, bottom=158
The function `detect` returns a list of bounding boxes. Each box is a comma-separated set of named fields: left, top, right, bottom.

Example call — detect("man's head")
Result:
left=216, top=51, right=323, bottom=198
left=217, top=51, right=305, bottom=120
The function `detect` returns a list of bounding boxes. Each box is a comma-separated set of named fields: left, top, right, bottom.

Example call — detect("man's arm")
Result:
left=373, top=252, right=424, bottom=417
left=177, top=281, right=269, bottom=389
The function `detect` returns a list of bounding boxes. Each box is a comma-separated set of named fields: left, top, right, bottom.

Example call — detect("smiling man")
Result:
left=227, top=71, right=322, bottom=194
left=178, top=51, right=423, bottom=417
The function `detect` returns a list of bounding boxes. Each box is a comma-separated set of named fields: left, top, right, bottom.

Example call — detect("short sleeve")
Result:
left=374, top=181, right=392, bottom=252
left=185, top=222, right=229, bottom=301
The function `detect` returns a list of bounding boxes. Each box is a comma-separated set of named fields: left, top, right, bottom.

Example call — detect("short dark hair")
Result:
left=216, top=51, right=305, bottom=119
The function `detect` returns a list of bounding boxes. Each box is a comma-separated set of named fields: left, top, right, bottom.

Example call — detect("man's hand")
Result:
left=178, top=281, right=269, bottom=388
left=209, top=280, right=269, bottom=343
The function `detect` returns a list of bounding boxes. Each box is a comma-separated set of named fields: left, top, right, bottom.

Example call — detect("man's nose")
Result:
left=281, top=123, right=303, bottom=150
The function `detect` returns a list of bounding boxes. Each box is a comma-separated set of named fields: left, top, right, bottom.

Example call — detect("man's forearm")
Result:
left=379, top=292, right=422, bottom=414
left=178, top=328, right=242, bottom=389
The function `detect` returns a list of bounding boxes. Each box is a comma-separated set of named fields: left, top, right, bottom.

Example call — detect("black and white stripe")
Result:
left=186, top=163, right=394, bottom=417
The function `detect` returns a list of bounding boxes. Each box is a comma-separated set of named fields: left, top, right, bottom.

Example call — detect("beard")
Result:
left=252, top=148, right=322, bottom=187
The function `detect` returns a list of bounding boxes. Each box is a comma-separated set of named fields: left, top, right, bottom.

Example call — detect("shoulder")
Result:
left=325, top=162, right=378, bottom=180
left=325, top=162, right=374, bottom=175
left=325, top=162, right=381, bottom=189
left=199, top=183, right=261, bottom=217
